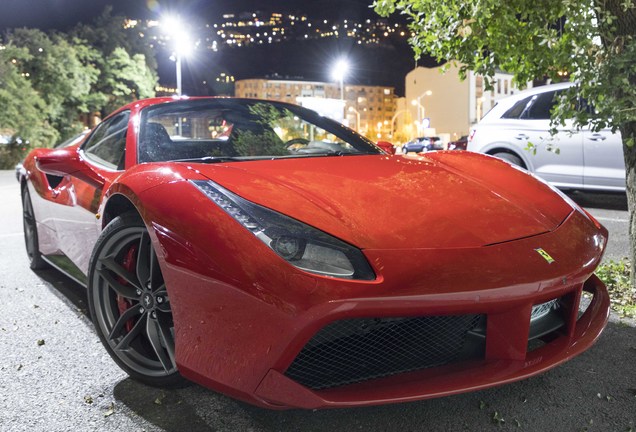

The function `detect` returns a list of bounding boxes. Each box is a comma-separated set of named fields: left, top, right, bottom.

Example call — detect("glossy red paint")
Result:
left=19, top=97, right=610, bottom=409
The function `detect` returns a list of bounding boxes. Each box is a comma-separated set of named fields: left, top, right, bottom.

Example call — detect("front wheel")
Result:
left=88, top=213, right=186, bottom=388
left=492, top=152, right=524, bottom=168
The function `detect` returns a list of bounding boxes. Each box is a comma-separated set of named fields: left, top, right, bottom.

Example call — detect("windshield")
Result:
left=138, top=99, right=382, bottom=163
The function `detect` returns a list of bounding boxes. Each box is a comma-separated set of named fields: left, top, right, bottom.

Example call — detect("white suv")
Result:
left=467, top=82, right=625, bottom=191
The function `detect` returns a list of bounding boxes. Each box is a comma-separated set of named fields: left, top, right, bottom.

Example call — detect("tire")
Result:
left=22, top=187, right=48, bottom=270
left=492, top=152, right=524, bottom=168
left=88, top=212, right=187, bottom=388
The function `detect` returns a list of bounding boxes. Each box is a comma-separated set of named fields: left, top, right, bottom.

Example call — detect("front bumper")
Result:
left=253, top=274, right=608, bottom=408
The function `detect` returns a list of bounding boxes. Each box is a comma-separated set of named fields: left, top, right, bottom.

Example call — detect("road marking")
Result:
left=594, top=216, right=628, bottom=223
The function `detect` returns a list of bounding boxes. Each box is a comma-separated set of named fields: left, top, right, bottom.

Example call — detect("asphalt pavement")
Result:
left=0, top=169, right=634, bottom=432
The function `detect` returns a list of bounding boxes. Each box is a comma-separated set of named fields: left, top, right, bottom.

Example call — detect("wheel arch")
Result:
left=102, top=193, right=141, bottom=228
left=485, top=146, right=530, bottom=170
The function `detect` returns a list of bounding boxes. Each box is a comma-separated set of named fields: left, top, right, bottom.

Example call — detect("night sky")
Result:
left=0, top=0, right=378, bottom=31
left=0, top=0, right=416, bottom=95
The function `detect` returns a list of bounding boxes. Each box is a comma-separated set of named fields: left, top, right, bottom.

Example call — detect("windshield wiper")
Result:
left=172, top=156, right=242, bottom=164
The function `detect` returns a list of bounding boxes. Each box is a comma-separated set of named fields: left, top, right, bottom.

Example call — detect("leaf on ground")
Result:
left=492, top=411, right=505, bottom=425
left=154, top=392, right=166, bottom=405
left=104, top=403, right=115, bottom=417
left=84, top=395, right=93, bottom=405
left=479, top=400, right=487, bottom=410
left=36, top=339, right=45, bottom=346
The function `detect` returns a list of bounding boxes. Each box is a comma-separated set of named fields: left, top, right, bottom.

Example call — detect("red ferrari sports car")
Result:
left=19, top=97, right=609, bottom=409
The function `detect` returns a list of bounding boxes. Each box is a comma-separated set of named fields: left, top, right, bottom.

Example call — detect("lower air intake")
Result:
left=285, top=314, right=483, bottom=390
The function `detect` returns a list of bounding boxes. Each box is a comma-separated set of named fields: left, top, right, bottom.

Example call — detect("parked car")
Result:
left=448, top=135, right=468, bottom=150
left=402, top=136, right=443, bottom=153
left=19, top=97, right=609, bottom=409
left=15, top=130, right=89, bottom=182
left=467, top=82, right=625, bottom=191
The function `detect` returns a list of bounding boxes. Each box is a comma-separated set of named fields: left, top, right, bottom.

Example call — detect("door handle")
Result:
left=588, top=134, right=606, bottom=141
left=514, top=134, right=529, bottom=140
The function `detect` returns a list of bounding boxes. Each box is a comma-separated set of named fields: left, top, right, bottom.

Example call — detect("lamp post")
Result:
left=390, top=109, right=407, bottom=138
left=162, top=15, right=192, bottom=97
left=332, top=59, right=349, bottom=118
left=411, top=90, right=432, bottom=136
left=348, top=106, right=361, bottom=132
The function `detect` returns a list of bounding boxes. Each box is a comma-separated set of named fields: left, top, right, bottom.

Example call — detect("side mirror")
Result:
left=36, top=147, right=105, bottom=188
left=376, top=141, right=396, bottom=155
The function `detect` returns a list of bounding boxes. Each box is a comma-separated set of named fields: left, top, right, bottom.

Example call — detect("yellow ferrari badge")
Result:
left=535, top=248, right=555, bottom=264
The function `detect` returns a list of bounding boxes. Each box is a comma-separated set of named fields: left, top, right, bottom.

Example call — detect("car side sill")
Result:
left=42, top=254, right=88, bottom=287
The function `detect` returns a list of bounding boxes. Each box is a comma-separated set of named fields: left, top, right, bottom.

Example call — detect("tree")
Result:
left=0, top=45, right=58, bottom=168
left=6, top=28, right=99, bottom=139
left=71, top=6, right=158, bottom=71
left=71, top=8, right=158, bottom=117
left=99, top=48, right=158, bottom=115
left=375, top=0, right=636, bottom=284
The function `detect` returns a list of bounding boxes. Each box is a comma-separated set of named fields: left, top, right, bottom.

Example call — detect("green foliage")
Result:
left=373, top=0, right=636, bottom=138
left=7, top=28, right=99, bottom=138
left=0, top=45, right=58, bottom=167
left=595, top=259, right=636, bottom=318
left=71, top=6, right=158, bottom=70
left=0, top=7, right=159, bottom=167
left=100, top=48, right=158, bottom=114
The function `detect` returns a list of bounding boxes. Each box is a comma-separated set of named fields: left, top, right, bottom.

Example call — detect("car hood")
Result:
left=189, top=152, right=573, bottom=250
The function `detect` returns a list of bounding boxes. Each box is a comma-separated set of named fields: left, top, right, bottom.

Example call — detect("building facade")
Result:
left=398, top=64, right=529, bottom=143
left=234, top=78, right=397, bottom=140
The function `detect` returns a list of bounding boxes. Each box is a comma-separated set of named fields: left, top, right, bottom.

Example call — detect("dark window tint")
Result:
left=525, top=91, right=557, bottom=119
left=501, top=96, right=533, bottom=119
left=83, top=111, right=129, bottom=170
left=501, top=91, right=561, bottom=120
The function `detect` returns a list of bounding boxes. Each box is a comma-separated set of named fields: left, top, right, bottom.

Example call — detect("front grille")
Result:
left=285, top=314, right=483, bottom=390
left=531, top=299, right=560, bottom=321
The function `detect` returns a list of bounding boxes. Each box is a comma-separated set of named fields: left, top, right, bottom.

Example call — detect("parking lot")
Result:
left=0, top=170, right=634, bottom=431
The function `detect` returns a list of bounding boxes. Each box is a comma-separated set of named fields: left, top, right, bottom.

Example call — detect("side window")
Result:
left=524, top=91, right=558, bottom=119
left=501, top=91, right=562, bottom=120
left=501, top=96, right=533, bottom=119
left=83, top=111, right=130, bottom=170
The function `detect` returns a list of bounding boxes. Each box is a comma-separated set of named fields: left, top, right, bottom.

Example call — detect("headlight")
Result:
left=191, top=180, right=376, bottom=280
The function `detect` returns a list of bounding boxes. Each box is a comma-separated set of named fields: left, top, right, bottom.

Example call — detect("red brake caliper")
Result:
left=117, top=243, right=138, bottom=333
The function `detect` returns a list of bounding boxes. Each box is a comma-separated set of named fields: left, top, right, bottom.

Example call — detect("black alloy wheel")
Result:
left=88, top=213, right=186, bottom=387
left=22, top=187, right=47, bottom=270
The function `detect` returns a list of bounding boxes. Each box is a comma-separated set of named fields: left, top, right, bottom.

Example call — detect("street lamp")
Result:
left=162, top=15, right=193, bottom=96
left=411, top=90, right=432, bottom=136
left=390, top=109, right=408, bottom=138
left=332, top=59, right=349, bottom=102
left=348, top=106, right=361, bottom=132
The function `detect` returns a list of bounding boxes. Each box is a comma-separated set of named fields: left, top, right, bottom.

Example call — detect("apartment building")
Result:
left=234, top=78, right=397, bottom=139
left=398, top=64, right=529, bottom=142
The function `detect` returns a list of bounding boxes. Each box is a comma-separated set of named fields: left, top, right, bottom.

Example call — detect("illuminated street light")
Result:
left=332, top=59, right=349, bottom=101
left=162, top=14, right=193, bottom=96
left=411, top=90, right=432, bottom=136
